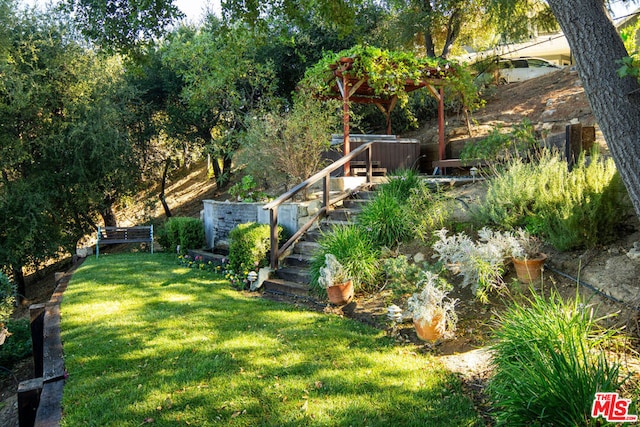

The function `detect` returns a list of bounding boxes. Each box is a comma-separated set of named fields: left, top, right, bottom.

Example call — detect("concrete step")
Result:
left=318, top=219, right=353, bottom=231
left=342, top=198, right=369, bottom=209
left=352, top=190, right=378, bottom=200
left=326, top=207, right=360, bottom=222
left=303, top=229, right=323, bottom=243
left=283, top=253, right=314, bottom=267
left=275, top=265, right=310, bottom=283
left=262, top=278, right=310, bottom=297
left=293, top=240, right=320, bottom=255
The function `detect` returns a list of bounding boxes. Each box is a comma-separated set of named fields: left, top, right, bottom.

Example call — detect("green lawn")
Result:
left=61, top=253, right=483, bottom=426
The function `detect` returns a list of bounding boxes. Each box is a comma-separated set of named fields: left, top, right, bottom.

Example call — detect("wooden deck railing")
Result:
left=263, top=141, right=375, bottom=270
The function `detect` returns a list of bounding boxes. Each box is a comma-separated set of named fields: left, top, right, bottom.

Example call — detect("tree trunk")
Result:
left=100, top=201, right=118, bottom=227
left=420, top=0, right=437, bottom=57
left=159, top=158, right=172, bottom=218
left=441, top=9, right=463, bottom=59
left=13, top=266, right=25, bottom=304
left=547, top=0, right=640, bottom=218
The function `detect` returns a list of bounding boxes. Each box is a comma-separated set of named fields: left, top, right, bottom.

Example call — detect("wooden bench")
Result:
left=96, top=225, right=153, bottom=258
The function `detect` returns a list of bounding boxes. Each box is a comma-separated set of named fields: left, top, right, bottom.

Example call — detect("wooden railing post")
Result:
left=269, top=206, right=279, bottom=270
left=263, top=141, right=375, bottom=270
left=323, top=173, right=330, bottom=209
left=366, top=145, right=373, bottom=184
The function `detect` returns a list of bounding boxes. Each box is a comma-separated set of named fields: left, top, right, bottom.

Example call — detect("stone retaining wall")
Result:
left=202, top=199, right=323, bottom=249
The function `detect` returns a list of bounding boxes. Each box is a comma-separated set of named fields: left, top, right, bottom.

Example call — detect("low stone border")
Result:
left=17, top=260, right=83, bottom=427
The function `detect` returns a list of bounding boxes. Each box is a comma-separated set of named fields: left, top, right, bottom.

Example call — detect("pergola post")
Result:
left=342, top=72, right=351, bottom=176
left=439, top=86, right=445, bottom=161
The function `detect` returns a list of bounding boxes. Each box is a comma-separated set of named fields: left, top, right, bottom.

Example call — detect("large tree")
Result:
left=0, top=5, right=144, bottom=297
left=543, top=0, right=640, bottom=218
left=160, top=20, right=278, bottom=187
left=61, top=0, right=183, bottom=54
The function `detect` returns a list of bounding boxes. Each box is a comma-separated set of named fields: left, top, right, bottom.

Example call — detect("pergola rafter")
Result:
left=324, top=57, right=451, bottom=175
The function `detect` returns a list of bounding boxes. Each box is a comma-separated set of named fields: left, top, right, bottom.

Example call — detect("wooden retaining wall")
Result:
left=18, top=261, right=82, bottom=427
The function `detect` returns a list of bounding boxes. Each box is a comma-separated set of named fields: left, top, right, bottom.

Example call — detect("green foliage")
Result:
left=404, top=184, right=454, bottom=242
left=0, top=272, right=15, bottom=325
left=476, top=149, right=626, bottom=250
left=228, top=175, right=268, bottom=202
left=239, top=96, right=340, bottom=191
left=618, top=18, right=640, bottom=81
left=357, top=191, right=413, bottom=249
left=299, top=44, right=479, bottom=113
left=0, top=318, right=32, bottom=369
left=61, top=0, right=183, bottom=54
left=0, top=6, right=145, bottom=271
left=489, top=290, right=626, bottom=426
left=309, top=225, right=380, bottom=294
left=460, top=119, right=538, bottom=163
left=161, top=22, right=278, bottom=187
left=382, top=255, right=434, bottom=296
left=159, top=217, right=205, bottom=254
left=228, top=223, right=282, bottom=284
left=381, top=168, right=422, bottom=202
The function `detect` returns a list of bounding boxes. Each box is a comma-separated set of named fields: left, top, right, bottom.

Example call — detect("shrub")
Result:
left=238, top=96, right=340, bottom=192
left=404, top=184, right=453, bottom=242
left=489, top=290, right=626, bottom=426
left=382, top=255, right=427, bottom=296
left=381, top=168, right=422, bottom=202
left=432, top=228, right=517, bottom=303
left=159, top=217, right=206, bottom=254
left=309, top=225, right=380, bottom=294
left=0, top=272, right=15, bottom=325
left=228, top=175, right=268, bottom=202
left=357, top=191, right=413, bottom=248
left=0, top=318, right=32, bottom=368
left=460, top=119, right=538, bottom=164
left=227, top=223, right=284, bottom=284
left=476, top=149, right=626, bottom=250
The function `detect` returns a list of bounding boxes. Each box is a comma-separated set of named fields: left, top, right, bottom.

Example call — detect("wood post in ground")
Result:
left=29, top=304, right=46, bottom=378
left=18, top=377, right=43, bottom=427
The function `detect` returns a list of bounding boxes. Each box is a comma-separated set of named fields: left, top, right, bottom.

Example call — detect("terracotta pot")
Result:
left=512, top=253, right=548, bottom=284
left=326, top=280, right=354, bottom=305
left=413, top=314, right=443, bottom=341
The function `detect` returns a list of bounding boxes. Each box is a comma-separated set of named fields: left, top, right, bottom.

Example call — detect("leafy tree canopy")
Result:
left=60, top=0, right=183, bottom=54
left=299, top=45, right=480, bottom=112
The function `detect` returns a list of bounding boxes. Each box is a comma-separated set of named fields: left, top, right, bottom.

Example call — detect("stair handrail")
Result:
left=263, top=141, right=375, bottom=269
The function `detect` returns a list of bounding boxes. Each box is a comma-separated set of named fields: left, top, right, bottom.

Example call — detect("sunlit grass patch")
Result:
left=61, top=253, right=482, bottom=426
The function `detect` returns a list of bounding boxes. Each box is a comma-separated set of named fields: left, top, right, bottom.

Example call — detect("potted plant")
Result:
left=509, top=229, right=547, bottom=284
left=318, top=254, right=354, bottom=305
left=406, top=272, right=458, bottom=341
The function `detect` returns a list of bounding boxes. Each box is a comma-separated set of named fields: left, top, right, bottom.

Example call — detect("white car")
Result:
left=496, top=57, right=562, bottom=83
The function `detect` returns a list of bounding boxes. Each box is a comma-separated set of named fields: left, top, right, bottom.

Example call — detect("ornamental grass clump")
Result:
left=309, top=225, right=380, bottom=295
left=489, top=290, right=627, bottom=426
left=357, top=190, right=413, bottom=248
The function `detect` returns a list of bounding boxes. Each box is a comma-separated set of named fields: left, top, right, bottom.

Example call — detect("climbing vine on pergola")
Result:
left=299, top=45, right=468, bottom=174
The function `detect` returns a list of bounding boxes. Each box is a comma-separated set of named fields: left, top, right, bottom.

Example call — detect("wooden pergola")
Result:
left=327, top=57, right=452, bottom=175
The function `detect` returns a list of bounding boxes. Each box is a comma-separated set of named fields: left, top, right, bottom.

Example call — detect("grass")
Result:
left=488, top=289, right=628, bottom=426
left=61, top=253, right=483, bottom=426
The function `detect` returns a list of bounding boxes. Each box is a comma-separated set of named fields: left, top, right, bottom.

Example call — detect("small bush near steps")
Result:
left=228, top=222, right=286, bottom=288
